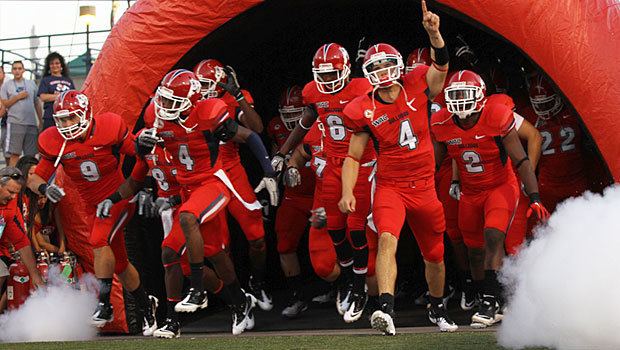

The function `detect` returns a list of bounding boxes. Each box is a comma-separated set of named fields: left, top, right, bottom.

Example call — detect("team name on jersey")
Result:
left=325, top=108, right=343, bottom=113
left=158, top=131, right=175, bottom=138
left=144, top=154, right=158, bottom=161
left=388, top=111, right=410, bottom=124
left=62, top=152, right=77, bottom=159
left=372, top=114, right=388, bottom=127
left=316, top=101, right=329, bottom=108
left=446, top=138, right=462, bottom=145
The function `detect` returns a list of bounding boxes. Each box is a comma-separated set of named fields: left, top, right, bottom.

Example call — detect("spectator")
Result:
left=37, top=52, right=75, bottom=131
left=0, top=166, right=44, bottom=310
left=0, top=66, right=8, bottom=165
left=0, top=61, right=42, bottom=166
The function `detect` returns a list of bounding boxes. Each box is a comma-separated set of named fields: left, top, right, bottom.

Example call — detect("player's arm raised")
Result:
left=421, top=0, right=449, bottom=100
left=502, top=128, right=549, bottom=220
left=339, top=132, right=370, bottom=214
left=217, top=66, right=264, bottom=133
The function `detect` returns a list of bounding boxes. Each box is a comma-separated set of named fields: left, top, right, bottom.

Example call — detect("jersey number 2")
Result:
left=541, top=127, right=576, bottom=155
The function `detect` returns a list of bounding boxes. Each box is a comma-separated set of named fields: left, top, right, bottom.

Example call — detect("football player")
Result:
left=135, top=69, right=277, bottom=335
left=27, top=90, right=158, bottom=335
left=339, top=0, right=456, bottom=334
left=272, top=42, right=376, bottom=321
left=432, top=70, right=549, bottom=328
left=193, top=59, right=272, bottom=310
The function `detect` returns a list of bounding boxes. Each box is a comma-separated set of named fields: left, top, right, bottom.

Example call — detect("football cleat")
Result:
left=461, top=290, right=477, bottom=311
left=471, top=295, right=502, bottom=328
left=428, top=304, right=458, bottom=332
left=153, top=318, right=180, bottom=339
left=232, top=293, right=257, bottom=335
left=142, top=295, right=159, bottom=336
left=343, top=291, right=368, bottom=323
left=336, top=282, right=353, bottom=316
left=175, top=288, right=208, bottom=313
left=249, top=276, right=273, bottom=311
left=282, top=296, right=308, bottom=319
left=91, top=302, right=114, bottom=327
left=370, top=310, right=396, bottom=336
left=311, top=289, right=335, bottom=304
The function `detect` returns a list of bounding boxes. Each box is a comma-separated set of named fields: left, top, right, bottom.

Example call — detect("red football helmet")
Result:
left=528, top=74, right=563, bottom=119
left=312, top=43, right=351, bottom=94
left=193, top=59, right=227, bottom=99
left=405, top=48, right=431, bottom=73
left=52, top=90, right=92, bottom=140
left=154, top=69, right=202, bottom=121
left=444, top=70, right=487, bottom=119
left=362, top=43, right=404, bottom=87
left=278, top=86, right=305, bottom=131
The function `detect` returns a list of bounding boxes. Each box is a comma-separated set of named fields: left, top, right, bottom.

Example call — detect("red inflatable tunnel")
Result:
left=82, top=0, right=620, bottom=178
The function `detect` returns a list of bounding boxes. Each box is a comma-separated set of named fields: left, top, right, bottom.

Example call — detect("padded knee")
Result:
left=310, top=249, right=337, bottom=280
left=423, top=241, right=445, bottom=264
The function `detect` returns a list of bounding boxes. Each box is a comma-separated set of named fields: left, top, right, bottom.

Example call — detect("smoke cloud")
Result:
left=499, top=185, right=620, bottom=349
left=0, top=267, right=98, bottom=343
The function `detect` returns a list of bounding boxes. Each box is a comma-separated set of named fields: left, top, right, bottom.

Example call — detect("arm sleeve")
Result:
left=500, top=110, right=517, bottom=137
left=130, top=157, right=149, bottom=182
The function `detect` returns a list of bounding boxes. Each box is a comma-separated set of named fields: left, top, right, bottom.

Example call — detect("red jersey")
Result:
left=144, top=99, right=230, bottom=187
left=532, top=107, right=587, bottom=186
left=219, top=90, right=254, bottom=170
left=432, top=101, right=517, bottom=193
left=0, top=198, right=31, bottom=256
left=302, top=78, right=375, bottom=163
left=36, top=113, right=135, bottom=205
left=267, top=117, right=318, bottom=197
left=131, top=145, right=180, bottom=197
left=343, top=66, right=435, bottom=182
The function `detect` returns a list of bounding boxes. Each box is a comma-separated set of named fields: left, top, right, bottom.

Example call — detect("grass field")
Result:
left=0, top=332, right=525, bottom=350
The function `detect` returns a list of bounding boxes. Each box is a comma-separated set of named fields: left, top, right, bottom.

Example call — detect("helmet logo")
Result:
left=76, top=94, right=88, bottom=109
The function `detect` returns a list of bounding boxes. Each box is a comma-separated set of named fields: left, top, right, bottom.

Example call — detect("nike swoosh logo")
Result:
left=93, top=146, right=104, bottom=150
left=474, top=135, right=486, bottom=140
left=340, top=100, right=349, bottom=104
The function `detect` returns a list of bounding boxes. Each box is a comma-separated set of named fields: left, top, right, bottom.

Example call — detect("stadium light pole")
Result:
left=79, top=5, right=96, bottom=76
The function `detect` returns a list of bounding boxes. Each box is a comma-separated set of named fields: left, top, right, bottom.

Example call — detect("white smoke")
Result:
left=0, top=267, right=99, bottom=343
left=499, top=185, right=620, bottom=349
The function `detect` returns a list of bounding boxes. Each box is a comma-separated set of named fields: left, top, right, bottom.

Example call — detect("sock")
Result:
left=129, top=282, right=150, bottom=313
left=350, top=229, right=368, bottom=294
left=286, top=274, right=303, bottom=299
left=217, top=280, right=246, bottom=308
left=429, top=296, right=444, bottom=309
left=98, top=278, right=113, bottom=305
left=378, top=293, right=394, bottom=315
left=484, top=270, right=501, bottom=299
left=329, top=229, right=353, bottom=267
left=190, top=262, right=204, bottom=292
left=249, top=241, right=267, bottom=282
left=166, top=299, right=180, bottom=322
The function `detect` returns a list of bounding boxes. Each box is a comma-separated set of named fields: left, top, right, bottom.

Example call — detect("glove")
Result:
left=40, top=183, right=65, bottom=203
left=254, top=176, right=279, bottom=206
left=136, top=128, right=158, bottom=155
left=449, top=180, right=461, bottom=200
left=271, top=153, right=286, bottom=174
left=96, top=199, right=113, bottom=218
left=216, top=65, right=243, bottom=101
left=137, top=190, right=155, bottom=218
left=154, top=197, right=173, bottom=216
left=309, top=207, right=327, bottom=229
left=284, top=167, right=301, bottom=187
left=526, top=192, right=550, bottom=221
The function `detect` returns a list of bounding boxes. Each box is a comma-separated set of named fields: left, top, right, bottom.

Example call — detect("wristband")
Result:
left=515, top=156, right=529, bottom=169
left=38, top=183, right=48, bottom=195
left=451, top=180, right=459, bottom=185
left=528, top=192, right=541, bottom=204
left=107, top=191, right=122, bottom=204
left=299, top=119, right=312, bottom=131
left=431, top=44, right=449, bottom=66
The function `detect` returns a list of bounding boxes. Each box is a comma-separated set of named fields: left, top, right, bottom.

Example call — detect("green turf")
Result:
left=0, top=332, right=513, bottom=350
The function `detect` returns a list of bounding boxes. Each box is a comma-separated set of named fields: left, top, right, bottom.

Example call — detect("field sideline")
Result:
left=0, top=329, right=547, bottom=350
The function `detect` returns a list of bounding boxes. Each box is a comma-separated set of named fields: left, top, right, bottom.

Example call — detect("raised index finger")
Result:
left=421, top=0, right=428, bottom=14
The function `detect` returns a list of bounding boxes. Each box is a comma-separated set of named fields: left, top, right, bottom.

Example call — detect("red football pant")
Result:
left=435, top=161, right=461, bottom=243
left=373, top=178, right=445, bottom=263
left=458, top=181, right=519, bottom=249
left=275, top=194, right=313, bottom=254
left=88, top=198, right=134, bottom=275
left=225, top=164, right=265, bottom=241
left=321, top=158, right=373, bottom=231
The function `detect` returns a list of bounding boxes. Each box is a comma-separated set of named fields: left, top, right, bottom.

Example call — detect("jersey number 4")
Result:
left=399, top=120, right=419, bottom=150
left=178, top=144, right=195, bottom=171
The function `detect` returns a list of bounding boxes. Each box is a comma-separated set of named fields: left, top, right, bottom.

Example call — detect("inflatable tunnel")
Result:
left=82, top=0, right=620, bottom=179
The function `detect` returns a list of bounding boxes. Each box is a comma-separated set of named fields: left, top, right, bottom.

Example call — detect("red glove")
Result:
left=526, top=192, right=550, bottom=221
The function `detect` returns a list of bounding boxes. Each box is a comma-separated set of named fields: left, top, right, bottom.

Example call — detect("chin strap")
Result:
left=367, top=80, right=417, bottom=121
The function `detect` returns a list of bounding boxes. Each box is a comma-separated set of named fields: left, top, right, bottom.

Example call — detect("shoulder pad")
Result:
left=37, top=127, right=64, bottom=159
left=483, top=103, right=515, bottom=135
left=302, top=81, right=318, bottom=104
left=92, top=112, right=127, bottom=145
left=486, top=93, right=515, bottom=111
left=348, top=78, right=372, bottom=95
left=195, top=98, right=229, bottom=131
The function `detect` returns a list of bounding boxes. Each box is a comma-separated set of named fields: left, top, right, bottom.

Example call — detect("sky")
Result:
left=0, top=0, right=134, bottom=79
